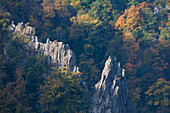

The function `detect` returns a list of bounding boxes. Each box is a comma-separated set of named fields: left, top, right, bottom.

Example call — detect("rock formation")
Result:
left=10, top=22, right=79, bottom=73
left=30, top=36, right=79, bottom=72
left=90, top=56, right=137, bottom=113
left=9, top=22, right=136, bottom=112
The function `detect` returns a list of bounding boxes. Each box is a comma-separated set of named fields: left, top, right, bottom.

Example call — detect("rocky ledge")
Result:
left=90, top=56, right=137, bottom=113
left=9, top=22, right=79, bottom=73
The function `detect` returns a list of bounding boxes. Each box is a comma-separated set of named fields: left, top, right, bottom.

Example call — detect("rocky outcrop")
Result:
left=9, top=22, right=136, bottom=112
left=154, top=6, right=162, bottom=14
left=10, top=22, right=79, bottom=73
left=14, top=22, right=24, bottom=32
left=29, top=36, right=79, bottom=72
left=23, top=25, right=35, bottom=35
left=90, top=56, right=137, bottom=113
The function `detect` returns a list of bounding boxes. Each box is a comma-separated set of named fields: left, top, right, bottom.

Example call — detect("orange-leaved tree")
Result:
left=115, top=2, right=148, bottom=32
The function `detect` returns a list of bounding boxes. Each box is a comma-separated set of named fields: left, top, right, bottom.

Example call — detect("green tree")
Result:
left=145, top=78, right=170, bottom=113
left=0, top=67, right=33, bottom=113
left=0, top=5, right=10, bottom=88
left=38, top=67, right=88, bottom=113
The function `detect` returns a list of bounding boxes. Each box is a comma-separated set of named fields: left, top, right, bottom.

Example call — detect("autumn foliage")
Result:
left=115, top=2, right=147, bottom=32
left=0, top=0, right=170, bottom=113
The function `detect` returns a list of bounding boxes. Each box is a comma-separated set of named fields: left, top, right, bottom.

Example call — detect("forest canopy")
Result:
left=0, top=0, right=169, bottom=113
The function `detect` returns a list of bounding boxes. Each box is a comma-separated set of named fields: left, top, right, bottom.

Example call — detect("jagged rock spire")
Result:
left=90, top=56, right=136, bottom=113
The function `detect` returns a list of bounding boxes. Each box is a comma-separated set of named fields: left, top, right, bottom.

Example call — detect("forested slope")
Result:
left=0, top=0, right=169, bottom=113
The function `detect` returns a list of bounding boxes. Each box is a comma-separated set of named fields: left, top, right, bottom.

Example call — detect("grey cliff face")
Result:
left=30, top=36, right=79, bottom=72
left=90, top=56, right=136, bottom=113
left=10, top=22, right=79, bottom=73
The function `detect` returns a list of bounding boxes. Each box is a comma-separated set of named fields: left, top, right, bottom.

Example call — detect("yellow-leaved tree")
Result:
left=38, top=67, right=88, bottom=113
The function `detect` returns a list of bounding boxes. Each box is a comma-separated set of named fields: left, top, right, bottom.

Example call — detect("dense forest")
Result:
left=0, top=0, right=169, bottom=113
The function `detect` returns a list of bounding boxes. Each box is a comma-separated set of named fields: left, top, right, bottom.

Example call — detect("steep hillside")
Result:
left=0, top=0, right=169, bottom=113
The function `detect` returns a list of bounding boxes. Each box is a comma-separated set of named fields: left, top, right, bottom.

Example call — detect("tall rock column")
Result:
left=90, top=56, right=137, bottom=113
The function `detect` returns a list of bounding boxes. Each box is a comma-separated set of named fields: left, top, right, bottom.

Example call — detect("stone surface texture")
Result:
left=90, top=56, right=137, bottom=113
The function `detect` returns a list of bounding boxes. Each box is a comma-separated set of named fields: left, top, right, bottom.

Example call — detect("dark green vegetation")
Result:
left=0, top=0, right=170, bottom=113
